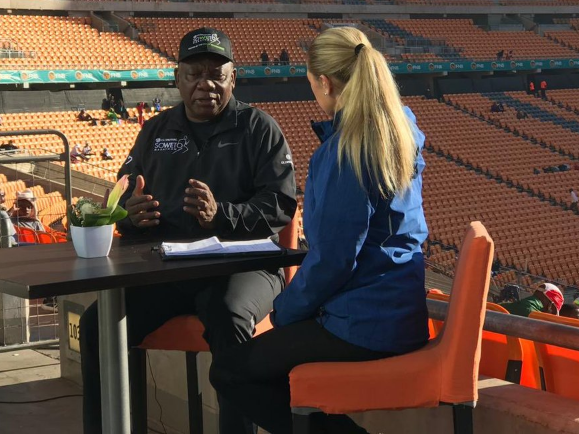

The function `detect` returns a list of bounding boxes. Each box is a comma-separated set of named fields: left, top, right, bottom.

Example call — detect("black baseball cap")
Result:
left=178, top=27, right=234, bottom=63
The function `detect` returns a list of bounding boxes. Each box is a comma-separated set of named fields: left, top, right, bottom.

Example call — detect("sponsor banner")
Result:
left=0, top=68, right=175, bottom=84
left=388, top=58, right=579, bottom=74
left=0, top=59, right=577, bottom=84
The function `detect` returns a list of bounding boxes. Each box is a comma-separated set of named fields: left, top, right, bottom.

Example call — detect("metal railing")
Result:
left=0, top=130, right=73, bottom=213
left=428, top=298, right=579, bottom=352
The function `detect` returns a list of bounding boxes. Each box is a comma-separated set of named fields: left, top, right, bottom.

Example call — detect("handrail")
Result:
left=427, top=298, right=579, bottom=352
left=0, top=130, right=72, bottom=216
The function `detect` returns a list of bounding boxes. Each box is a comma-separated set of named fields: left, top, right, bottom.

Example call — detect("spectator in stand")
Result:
left=152, top=96, right=162, bottom=113
left=496, top=49, right=504, bottom=60
left=491, top=102, right=500, bottom=113
left=71, top=144, right=88, bottom=162
left=210, top=26, right=429, bottom=434
left=0, top=114, right=3, bottom=126
left=9, top=189, right=45, bottom=232
left=101, top=147, right=113, bottom=161
left=540, top=79, right=547, bottom=99
left=82, top=142, right=94, bottom=160
left=498, top=102, right=505, bottom=112
left=107, top=108, right=119, bottom=124
left=0, top=187, right=17, bottom=247
left=570, top=188, right=578, bottom=211
left=279, top=48, right=290, bottom=65
left=529, top=81, right=535, bottom=96
left=501, top=283, right=564, bottom=317
left=260, top=48, right=269, bottom=66
left=77, top=110, right=94, bottom=122
left=0, top=140, right=18, bottom=152
left=516, top=110, right=528, bottom=119
left=136, top=101, right=145, bottom=127
left=116, top=99, right=129, bottom=120
left=560, top=303, right=579, bottom=320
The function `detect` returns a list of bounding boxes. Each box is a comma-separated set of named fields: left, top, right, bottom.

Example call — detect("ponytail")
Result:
left=308, top=27, right=416, bottom=197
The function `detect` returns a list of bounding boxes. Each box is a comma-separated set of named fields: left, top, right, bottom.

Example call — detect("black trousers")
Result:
left=79, top=269, right=284, bottom=434
left=210, top=319, right=394, bottom=434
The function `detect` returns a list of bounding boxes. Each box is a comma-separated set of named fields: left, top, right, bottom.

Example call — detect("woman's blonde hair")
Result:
left=307, top=26, right=416, bottom=196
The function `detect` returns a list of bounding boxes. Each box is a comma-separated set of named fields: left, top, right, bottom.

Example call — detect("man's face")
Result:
left=535, top=290, right=558, bottom=315
left=16, top=199, right=33, bottom=218
left=175, top=54, right=236, bottom=122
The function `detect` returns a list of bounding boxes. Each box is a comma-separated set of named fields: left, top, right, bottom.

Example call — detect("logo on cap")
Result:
left=189, top=33, right=222, bottom=51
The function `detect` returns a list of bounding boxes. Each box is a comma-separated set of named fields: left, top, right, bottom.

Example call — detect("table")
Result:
left=0, top=238, right=306, bottom=434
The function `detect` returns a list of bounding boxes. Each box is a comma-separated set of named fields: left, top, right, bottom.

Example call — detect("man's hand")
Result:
left=184, top=179, right=217, bottom=229
left=125, top=175, right=160, bottom=228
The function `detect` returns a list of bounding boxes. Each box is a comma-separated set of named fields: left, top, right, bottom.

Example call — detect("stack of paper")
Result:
left=160, top=236, right=282, bottom=258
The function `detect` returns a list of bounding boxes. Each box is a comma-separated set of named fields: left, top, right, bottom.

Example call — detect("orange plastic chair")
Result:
left=289, top=221, right=494, bottom=434
left=528, top=311, right=579, bottom=400
left=14, top=226, right=38, bottom=244
left=36, top=231, right=56, bottom=244
left=426, top=294, right=534, bottom=386
left=129, top=209, right=301, bottom=434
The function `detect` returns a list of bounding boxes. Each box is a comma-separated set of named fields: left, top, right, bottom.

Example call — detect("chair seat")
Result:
left=139, top=313, right=274, bottom=352
left=290, top=341, right=448, bottom=414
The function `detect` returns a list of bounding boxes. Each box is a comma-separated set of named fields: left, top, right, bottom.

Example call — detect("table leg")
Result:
left=98, top=288, right=131, bottom=434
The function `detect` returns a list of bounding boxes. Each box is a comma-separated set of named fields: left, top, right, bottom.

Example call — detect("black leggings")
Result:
left=80, top=269, right=283, bottom=434
left=210, top=319, right=394, bottom=434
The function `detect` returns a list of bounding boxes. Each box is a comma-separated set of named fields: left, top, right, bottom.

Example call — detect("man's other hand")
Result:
left=184, top=179, right=217, bottom=229
left=125, top=175, right=160, bottom=228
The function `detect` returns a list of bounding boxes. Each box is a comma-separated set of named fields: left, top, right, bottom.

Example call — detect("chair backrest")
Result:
left=438, top=221, right=494, bottom=403
left=278, top=207, right=301, bottom=283
left=36, top=231, right=56, bottom=244
left=14, top=226, right=38, bottom=244
left=529, top=311, right=579, bottom=400
left=480, top=302, right=524, bottom=384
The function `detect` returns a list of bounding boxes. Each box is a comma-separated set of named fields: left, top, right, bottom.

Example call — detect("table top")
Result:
left=0, top=239, right=306, bottom=299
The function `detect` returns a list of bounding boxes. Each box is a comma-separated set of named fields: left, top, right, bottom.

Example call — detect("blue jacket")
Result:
left=271, top=107, right=429, bottom=354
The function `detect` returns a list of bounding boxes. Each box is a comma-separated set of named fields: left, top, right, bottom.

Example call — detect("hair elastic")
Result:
left=354, top=43, right=365, bottom=56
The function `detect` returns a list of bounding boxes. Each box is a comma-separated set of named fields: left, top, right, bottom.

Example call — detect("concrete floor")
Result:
left=0, top=347, right=83, bottom=434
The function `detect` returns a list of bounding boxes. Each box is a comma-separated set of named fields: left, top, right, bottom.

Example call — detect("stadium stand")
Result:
left=127, top=17, right=320, bottom=65
left=0, top=15, right=170, bottom=70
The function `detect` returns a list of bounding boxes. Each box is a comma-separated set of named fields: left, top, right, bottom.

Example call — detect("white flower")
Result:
left=80, top=202, right=97, bottom=217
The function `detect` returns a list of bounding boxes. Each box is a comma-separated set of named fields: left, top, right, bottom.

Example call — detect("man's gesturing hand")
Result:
left=184, top=179, right=217, bottom=229
left=125, top=175, right=160, bottom=228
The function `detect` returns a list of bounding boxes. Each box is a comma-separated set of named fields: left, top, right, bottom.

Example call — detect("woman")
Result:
left=210, top=27, right=429, bottom=434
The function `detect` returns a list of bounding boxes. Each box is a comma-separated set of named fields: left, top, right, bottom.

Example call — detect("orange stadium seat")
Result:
left=529, top=311, right=579, bottom=401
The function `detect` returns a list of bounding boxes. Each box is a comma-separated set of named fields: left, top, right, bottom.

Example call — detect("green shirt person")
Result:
left=501, top=283, right=563, bottom=317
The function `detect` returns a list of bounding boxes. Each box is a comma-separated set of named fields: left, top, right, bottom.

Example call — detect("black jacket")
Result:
left=117, top=97, right=296, bottom=240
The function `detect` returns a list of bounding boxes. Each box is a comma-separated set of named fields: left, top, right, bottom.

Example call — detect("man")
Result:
left=540, top=79, right=547, bottom=99
left=501, top=283, right=564, bottom=317
left=9, top=189, right=45, bottom=232
left=570, top=188, right=578, bottom=211
left=79, top=27, right=296, bottom=434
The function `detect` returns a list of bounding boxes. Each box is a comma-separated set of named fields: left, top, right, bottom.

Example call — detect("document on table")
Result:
left=159, top=236, right=284, bottom=260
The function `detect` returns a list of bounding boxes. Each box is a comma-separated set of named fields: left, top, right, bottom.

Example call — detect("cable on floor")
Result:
left=0, top=394, right=82, bottom=404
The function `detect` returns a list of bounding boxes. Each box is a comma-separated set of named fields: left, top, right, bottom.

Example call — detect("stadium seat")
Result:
left=129, top=209, right=301, bottom=434
left=289, top=221, right=494, bottom=434
left=528, top=311, right=579, bottom=401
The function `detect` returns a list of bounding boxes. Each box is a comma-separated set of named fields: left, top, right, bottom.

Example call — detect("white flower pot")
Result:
left=70, top=224, right=114, bottom=258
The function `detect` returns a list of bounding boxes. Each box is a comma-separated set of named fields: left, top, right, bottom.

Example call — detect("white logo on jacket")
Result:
left=153, top=136, right=190, bottom=154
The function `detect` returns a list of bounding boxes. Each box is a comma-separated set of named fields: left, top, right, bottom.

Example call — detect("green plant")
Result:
left=68, top=174, right=129, bottom=227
